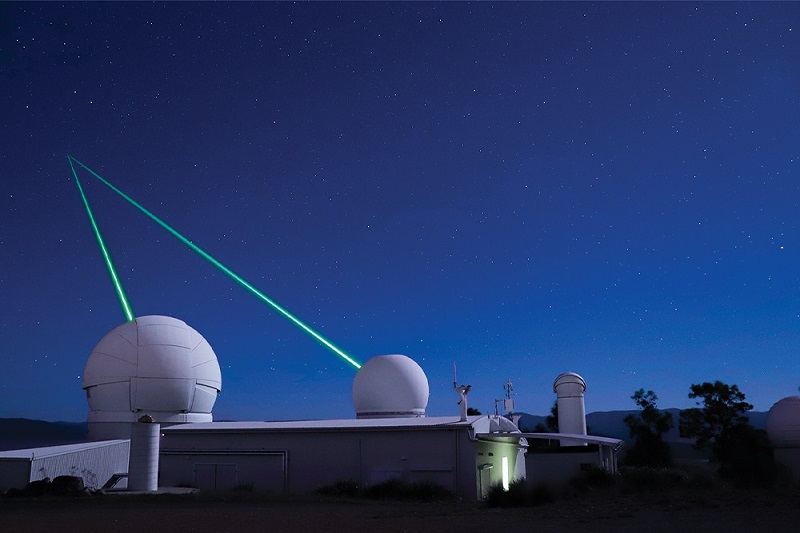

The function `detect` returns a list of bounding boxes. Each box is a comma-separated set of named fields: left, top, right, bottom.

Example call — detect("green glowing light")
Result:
left=68, top=156, right=135, bottom=322
left=67, top=155, right=361, bottom=370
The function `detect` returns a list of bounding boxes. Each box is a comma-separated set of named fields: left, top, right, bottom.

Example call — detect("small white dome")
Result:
left=553, top=372, right=586, bottom=397
left=767, top=396, right=800, bottom=448
left=83, top=315, right=222, bottom=425
left=352, top=354, right=429, bottom=419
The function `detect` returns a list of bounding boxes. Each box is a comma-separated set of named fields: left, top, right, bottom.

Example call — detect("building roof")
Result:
left=0, top=440, right=129, bottom=460
left=514, top=432, right=625, bottom=450
left=163, top=415, right=509, bottom=434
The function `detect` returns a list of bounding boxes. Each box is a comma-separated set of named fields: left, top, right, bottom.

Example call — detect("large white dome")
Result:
left=352, top=354, right=429, bottom=419
left=767, top=396, right=800, bottom=448
left=83, top=315, right=222, bottom=435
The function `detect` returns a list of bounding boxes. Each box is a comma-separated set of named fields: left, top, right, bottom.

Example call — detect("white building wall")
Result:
left=0, top=440, right=130, bottom=491
left=525, top=447, right=603, bottom=488
left=160, top=427, right=482, bottom=499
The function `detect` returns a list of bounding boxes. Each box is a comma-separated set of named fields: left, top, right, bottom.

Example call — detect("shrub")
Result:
left=715, top=424, right=782, bottom=487
left=317, top=478, right=453, bottom=501
left=619, top=466, right=689, bottom=493
left=623, top=389, right=674, bottom=468
left=528, top=484, right=556, bottom=506
left=315, top=479, right=360, bottom=498
left=362, top=478, right=406, bottom=500
left=484, top=479, right=555, bottom=508
left=364, top=479, right=454, bottom=501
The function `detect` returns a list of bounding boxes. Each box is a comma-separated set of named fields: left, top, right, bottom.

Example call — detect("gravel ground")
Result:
left=2, top=485, right=800, bottom=533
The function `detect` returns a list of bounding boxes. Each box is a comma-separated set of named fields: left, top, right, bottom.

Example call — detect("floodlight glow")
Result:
left=68, top=156, right=135, bottom=322
left=67, top=156, right=361, bottom=370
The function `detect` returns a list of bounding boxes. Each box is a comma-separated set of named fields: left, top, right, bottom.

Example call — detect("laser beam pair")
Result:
left=67, top=155, right=361, bottom=370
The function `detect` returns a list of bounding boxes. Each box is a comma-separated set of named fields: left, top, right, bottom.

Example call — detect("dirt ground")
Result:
left=2, top=485, right=800, bottom=533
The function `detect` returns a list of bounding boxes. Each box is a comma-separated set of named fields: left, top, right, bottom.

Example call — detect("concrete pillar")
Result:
left=128, top=415, right=160, bottom=492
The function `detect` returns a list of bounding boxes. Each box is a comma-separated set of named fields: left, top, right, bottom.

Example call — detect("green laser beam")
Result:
left=68, top=156, right=135, bottom=322
left=67, top=155, right=361, bottom=370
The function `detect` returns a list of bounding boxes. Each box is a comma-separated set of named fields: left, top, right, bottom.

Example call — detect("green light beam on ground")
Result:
left=67, top=155, right=362, bottom=370
left=68, top=156, right=135, bottom=322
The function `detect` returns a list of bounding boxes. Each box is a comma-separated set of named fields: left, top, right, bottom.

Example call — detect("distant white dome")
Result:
left=553, top=372, right=586, bottom=396
left=83, top=315, right=222, bottom=432
left=767, top=396, right=800, bottom=448
left=352, top=354, right=429, bottom=419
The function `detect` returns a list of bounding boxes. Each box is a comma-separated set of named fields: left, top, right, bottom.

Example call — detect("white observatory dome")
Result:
left=767, top=396, right=800, bottom=448
left=83, top=315, right=222, bottom=439
left=352, top=354, right=429, bottom=419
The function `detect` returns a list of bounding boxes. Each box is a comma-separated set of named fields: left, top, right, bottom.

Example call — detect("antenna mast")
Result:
left=453, top=362, right=472, bottom=421
left=495, top=378, right=515, bottom=416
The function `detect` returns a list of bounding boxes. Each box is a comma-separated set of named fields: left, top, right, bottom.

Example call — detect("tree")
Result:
left=466, top=407, right=481, bottom=416
left=533, top=402, right=559, bottom=433
left=679, top=381, right=753, bottom=462
left=623, top=389, right=673, bottom=467
left=679, top=381, right=783, bottom=485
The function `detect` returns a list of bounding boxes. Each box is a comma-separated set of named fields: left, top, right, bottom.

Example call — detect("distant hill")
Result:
left=514, top=408, right=768, bottom=461
left=517, top=409, right=766, bottom=438
left=0, top=419, right=88, bottom=451
left=0, top=410, right=770, bottom=453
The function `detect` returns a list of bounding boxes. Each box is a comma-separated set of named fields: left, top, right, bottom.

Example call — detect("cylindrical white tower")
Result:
left=352, top=354, right=429, bottom=419
left=553, top=372, right=587, bottom=446
left=128, top=415, right=160, bottom=492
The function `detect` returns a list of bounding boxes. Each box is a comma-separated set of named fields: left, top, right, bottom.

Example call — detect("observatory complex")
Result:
left=0, top=316, right=623, bottom=498
left=4, top=155, right=799, bottom=495
left=1, top=160, right=629, bottom=496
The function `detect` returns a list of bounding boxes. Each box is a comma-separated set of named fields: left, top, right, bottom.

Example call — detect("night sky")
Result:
left=1, top=2, right=798, bottom=423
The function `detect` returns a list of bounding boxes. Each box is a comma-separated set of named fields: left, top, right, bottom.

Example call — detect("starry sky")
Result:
left=1, top=2, right=798, bottom=423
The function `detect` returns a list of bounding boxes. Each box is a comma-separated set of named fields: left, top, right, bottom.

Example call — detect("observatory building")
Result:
left=159, top=354, right=528, bottom=499
left=2, top=161, right=626, bottom=495
left=1, top=335, right=623, bottom=497
left=82, top=315, right=222, bottom=440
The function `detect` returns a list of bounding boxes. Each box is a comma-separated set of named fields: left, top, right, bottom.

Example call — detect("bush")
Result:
left=623, top=389, right=674, bottom=468
left=623, top=432, right=673, bottom=468
left=363, top=479, right=454, bottom=501
left=484, top=479, right=555, bottom=508
left=315, top=479, right=360, bottom=498
left=528, top=484, right=556, bottom=506
left=402, top=480, right=454, bottom=501
left=362, top=478, right=406, bottom=500
left=715, top=424, right=782, bottom=486
left=317, top=478, right=453, bottom=501
left=484, top=479, right=528, bottom=507
left=619, top=466, right=689, bottom=493
left=569, top=468, right=616, bottom=492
